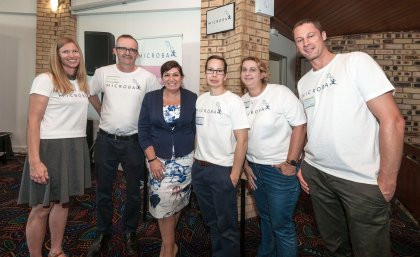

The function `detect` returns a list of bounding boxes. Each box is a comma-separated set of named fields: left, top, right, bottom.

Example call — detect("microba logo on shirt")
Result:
left=248, top=100, right=271, bottom=115
left=207, top=10, right=232, bottom=25
left=58, top=92, right=88, bottom=98
left=104, top=78, right=142, bottom=91
left=300, top=73, right=337, bottom=98
left=197, top=102, right=222, bottom=115
left=139, top=41, right=177, bottom=60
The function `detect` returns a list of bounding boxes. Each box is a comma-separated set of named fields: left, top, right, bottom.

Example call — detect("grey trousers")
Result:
left=301, top=161, right=391, bottom=257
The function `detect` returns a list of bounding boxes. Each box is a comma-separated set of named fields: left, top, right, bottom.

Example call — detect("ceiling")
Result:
left=271, top=0, right=420, bottom=40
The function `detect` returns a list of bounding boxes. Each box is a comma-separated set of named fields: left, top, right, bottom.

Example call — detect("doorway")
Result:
left=269, top=52, right=287, bottom=85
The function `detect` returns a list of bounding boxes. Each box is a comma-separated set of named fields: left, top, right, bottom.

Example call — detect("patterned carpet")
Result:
left=0, top=156, right=419, bottom=257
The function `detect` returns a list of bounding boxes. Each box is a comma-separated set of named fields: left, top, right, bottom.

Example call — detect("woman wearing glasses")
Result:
left=18, top=37, right=91, bottom=257
left=138, top=60, right=196, bottom=257
left=241, top=56, right=306, bottom=257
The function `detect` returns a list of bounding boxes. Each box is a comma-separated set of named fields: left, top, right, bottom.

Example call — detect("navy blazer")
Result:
left=138, top=87, right=197, bottom=159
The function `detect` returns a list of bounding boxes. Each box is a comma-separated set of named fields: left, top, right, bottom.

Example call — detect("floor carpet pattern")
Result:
left=1, top=156, right=419, bottom=257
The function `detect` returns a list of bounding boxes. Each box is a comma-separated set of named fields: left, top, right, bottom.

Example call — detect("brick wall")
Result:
left=36, top=0, right=76, bottom=74
left=200, top=0, right=270, bottom=95
left=323, top=32, right=420, bottom=144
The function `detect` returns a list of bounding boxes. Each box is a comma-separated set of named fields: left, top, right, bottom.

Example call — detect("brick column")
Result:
left=200, top=0, right=270, bottom=95
left=201, top=0, right=271, bottom=219
left=36, top=0, right=77, bottom=74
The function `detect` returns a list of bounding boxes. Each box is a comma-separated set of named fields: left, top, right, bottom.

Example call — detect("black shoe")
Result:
left=87, top=234, right=110, bottom=257
left=124, top=232, right=138, bottom=255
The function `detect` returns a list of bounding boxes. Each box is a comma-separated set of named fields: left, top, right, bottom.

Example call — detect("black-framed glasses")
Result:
left=205, top=68, right=225, bottom=75
left=115, top=46, right=138, bottom=54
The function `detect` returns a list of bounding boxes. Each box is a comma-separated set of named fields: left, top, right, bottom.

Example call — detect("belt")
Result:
left=194, top=158, right=215, bottom=166
left=98, top=129, right=138, bottom=141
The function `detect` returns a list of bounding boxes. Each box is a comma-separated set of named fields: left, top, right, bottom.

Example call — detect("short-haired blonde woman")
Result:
left=241, top=56, right=306, bottom=257
left=18, top=37, right=91, bottom=257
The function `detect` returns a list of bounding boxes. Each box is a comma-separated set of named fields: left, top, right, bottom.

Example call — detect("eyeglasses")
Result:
left=115, top=47, right=138, bottom=54
left=205, top=68, right=225, bottom=75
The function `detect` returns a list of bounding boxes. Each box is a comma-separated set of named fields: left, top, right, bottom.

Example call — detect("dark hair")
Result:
left=160, top=60, right=184, bottom=77
left=205, top=55, right=227, bottom=74
left=292, top=19, right=323, bottom=38
left=116, top=34, right=138, bottom=49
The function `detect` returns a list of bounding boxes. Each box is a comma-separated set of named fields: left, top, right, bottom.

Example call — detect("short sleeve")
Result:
left=351, top=52, right=394, bottom=102
left=230, top=94, right=250, bottom=130
left=30, top=73, right=53, bottom=97
left=278, top=86, right=307, bottom=126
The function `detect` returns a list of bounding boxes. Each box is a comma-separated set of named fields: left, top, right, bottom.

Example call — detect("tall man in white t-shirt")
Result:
left=293, top=19, right=405, bottom=257
left=192, top=55, right=249, bottom=257
left=87, top=34, right=160, bottom=257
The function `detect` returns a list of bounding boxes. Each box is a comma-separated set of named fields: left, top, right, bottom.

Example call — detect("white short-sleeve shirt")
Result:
left=242, top=84, right=306, bottom=165
left=89, top=64, right=161, bottom=135
left=194, top=90, right=249, bottom=167
left=30, top=73, right=89, bottom=139
left=297, top=52, right=394, bottom=184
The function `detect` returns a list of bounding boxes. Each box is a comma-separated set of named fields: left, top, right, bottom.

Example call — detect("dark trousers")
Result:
left=191, top=162, right=240, bottom=257
left=301, top=161, right=391, bottom=257
left=94, top=132, right=144, bottom=235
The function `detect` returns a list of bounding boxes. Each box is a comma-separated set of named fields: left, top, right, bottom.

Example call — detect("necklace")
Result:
left=67, top=74, right=76, bottom=80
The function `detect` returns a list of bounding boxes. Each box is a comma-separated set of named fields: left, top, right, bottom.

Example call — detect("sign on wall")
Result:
left=136, top=35, right=183, bottom=81
left=206, top=3, right=235, bottom=35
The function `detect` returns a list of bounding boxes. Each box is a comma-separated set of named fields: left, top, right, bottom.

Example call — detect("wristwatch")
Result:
left=286, top=159, right=297, bottom=166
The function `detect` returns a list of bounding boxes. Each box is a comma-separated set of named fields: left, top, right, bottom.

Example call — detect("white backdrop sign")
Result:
left=136, top=35, right=183, bottom=81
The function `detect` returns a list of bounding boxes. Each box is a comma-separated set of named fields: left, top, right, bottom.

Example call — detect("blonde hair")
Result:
left=49, top=37, right=89, bottom=94
left=240, top=56, right=268, bottom=93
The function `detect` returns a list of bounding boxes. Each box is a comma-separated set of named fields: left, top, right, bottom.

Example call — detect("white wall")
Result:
left=269, top=33, right=298, bottom=92
left=0, top=1, right=36, bottom=152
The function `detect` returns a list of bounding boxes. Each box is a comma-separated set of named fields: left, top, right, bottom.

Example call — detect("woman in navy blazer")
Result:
left=138, top=60, right=196, bottom=257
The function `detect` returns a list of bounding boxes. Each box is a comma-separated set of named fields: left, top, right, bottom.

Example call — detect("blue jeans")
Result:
left=191, top=161, right=239, bottom=257
left=94, top=132, right=144, bottom=235
left=249, top=162, right=300, bottom=257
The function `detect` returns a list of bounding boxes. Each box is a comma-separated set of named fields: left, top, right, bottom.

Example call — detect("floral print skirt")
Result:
left=147, top=151, right=193, bottom=218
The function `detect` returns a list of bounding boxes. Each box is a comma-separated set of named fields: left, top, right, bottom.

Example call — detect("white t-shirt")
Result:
left=90, top=64, right=160, bottom=135
left=30, top=73, right=89, bottom=139
left=297, top=52, right=395, bottom=184
left=194, top=90, right=249, bottom=167
left=242, top=84, right=306, bottom=165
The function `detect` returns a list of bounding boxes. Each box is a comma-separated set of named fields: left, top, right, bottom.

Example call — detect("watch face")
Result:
left=289, top=160, right=297, bottom=166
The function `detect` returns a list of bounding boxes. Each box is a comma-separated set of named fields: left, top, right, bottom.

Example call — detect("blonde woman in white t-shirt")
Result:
left=18, top=37, right=91, bottom=257
left=241, top=56, right=307, bottom=257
